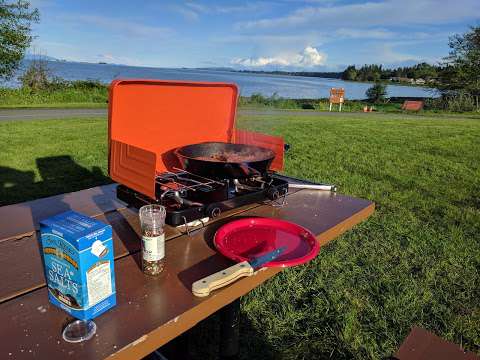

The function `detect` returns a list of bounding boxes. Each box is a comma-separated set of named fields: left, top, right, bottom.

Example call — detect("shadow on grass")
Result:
left=0, top=155, right=112, bottom=206
left=0, top=155, right=138, bottom=269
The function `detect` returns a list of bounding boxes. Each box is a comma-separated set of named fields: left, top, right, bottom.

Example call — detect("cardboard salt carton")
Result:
left=39, top=210, right=116, bottom=320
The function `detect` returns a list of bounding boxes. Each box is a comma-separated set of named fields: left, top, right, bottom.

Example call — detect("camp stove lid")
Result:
left=108, top=79, right=238, bottom=198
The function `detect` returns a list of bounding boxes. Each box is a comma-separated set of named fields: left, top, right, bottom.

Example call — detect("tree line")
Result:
left=341, top=63, right=440, bottom=83
left=351, top=26, right=480, bottom=111
left=234, top=69, right=341, bottom=79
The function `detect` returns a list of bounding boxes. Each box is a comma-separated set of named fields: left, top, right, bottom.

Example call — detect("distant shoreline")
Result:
left=4, top=59, right=436, bottom=99
left=19, top=59, right=431, bottom=88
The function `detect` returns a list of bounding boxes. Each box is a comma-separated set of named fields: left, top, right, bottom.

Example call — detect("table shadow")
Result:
left=4, top=155, right=142, bottom=282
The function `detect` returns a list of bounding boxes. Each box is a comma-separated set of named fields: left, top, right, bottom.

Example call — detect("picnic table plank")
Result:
left=0, top=208, right=146, bottom=303
left=0, top=185, right=305, bottom=303
left=0, top=200, right=275, bottom=304
left=0, top=189, right=374, bottom=359
left=0, top=184, right=125, bottom=242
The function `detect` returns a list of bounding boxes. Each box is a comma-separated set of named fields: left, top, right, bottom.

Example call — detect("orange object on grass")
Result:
left=401, top=100, right=424, bottom=111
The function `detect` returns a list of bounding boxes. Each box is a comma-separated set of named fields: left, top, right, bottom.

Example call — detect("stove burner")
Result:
left=116, top=170, right=289, bottom=228
left=156, top=170, right=226, bottom=208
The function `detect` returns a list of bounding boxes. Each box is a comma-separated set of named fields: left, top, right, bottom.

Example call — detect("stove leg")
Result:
left=219, top=299, right=240, bottom=360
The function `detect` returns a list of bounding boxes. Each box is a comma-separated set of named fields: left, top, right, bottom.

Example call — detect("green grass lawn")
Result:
left=0, top=114, right=479, bottom=359
left=0, top=86, right=108, bottom=108
left=0, top=117, right=109, bottom=205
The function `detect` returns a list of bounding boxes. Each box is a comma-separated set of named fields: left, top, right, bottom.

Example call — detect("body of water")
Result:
left=9, top=60, right=437, bottom=100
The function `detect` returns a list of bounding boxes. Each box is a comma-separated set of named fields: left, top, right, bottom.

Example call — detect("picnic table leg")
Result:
left=219, top=299, right=240, bottom=360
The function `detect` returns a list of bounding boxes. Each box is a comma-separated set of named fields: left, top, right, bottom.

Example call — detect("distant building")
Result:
left=390, top=77, right=415, bottom=84
left=415, top=78, right=426, bottom=85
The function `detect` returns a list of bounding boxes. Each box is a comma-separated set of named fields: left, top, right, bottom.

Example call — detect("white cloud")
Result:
left=369, top=43, right=420, bottom=63
left=172, top=1, right=272, bottom=20
left=298, top=46, right=326, bottom=66
left=214, top=33, right=325, bottom=49
left=185, top=2, right=209, bottom=13
left=231, top=46, right=326, bottom=68
left=172, top=6, right=200, bottom=21
left=232, top=57, right=290, bottom=67
left=171, top=2, right=208, bottom=21
left=62, top=14, right=173, bottom=39
left=215, top=2, right=271, bottom=14
left=334, top=28, right=395, bottom=39
left=237, top=0, right=480, bottom=31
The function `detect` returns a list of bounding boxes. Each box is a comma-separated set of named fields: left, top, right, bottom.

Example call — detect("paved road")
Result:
left=0, top=107, right=381, bottom=121
left=0, top=108, right=107, bottom=121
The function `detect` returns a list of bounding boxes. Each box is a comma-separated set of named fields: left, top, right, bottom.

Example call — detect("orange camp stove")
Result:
left=108, top=79, right=288, bottom=228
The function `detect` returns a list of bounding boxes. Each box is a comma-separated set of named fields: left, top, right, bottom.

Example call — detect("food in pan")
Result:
left=195, top=150, right=266, bottom=163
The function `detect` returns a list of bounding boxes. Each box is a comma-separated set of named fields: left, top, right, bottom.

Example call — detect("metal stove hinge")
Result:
left=180, top=216, right=208, bottom=236
left=271, top=190, right=287, bottom=207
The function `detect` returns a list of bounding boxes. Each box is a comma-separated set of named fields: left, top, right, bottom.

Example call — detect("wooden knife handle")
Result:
left=192, top=261, right=254, bottom=297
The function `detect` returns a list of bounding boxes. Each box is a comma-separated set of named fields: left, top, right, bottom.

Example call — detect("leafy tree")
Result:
left=366, top=82, right=387, bottom=103
left=341, top=65, right=357, bottom=81
left=353, top=64, right=384, bottom=82
left=0, top=0, right=39, bottom=81
left=413, top=62, right=438, bottom=80
left=439, top=26, right=480, bottom=110
left=342, top=62, right=441, bottom=83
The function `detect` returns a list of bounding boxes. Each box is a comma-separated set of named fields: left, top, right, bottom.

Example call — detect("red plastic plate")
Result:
left=214, top=217, right=320, bottom=268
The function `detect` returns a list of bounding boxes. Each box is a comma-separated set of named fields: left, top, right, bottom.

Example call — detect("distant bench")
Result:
left=394, top=327, right=479, bottom=360
left=401, top=100, right=424, bottom=111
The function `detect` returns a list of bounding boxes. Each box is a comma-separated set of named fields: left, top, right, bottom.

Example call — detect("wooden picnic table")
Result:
left=0, top=181, right=374, bottom=359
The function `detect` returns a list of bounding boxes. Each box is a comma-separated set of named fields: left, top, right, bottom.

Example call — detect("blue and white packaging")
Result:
left=39, top=210, right=116, bottom=320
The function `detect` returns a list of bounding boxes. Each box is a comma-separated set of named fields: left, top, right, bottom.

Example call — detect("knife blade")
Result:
left=192, top=246, right=287, bottom=297
left=248, top=246, right=287, bottom=270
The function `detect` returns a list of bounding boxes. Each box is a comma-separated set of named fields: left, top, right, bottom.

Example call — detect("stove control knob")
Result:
left=206, top=205, right=222, bottom=218
left=266, top=188, right=280, bottom=201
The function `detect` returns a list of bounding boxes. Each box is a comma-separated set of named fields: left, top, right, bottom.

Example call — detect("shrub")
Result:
left=70, top=80, right=107, bottom=90
left=301, top=103, right=315, bottom=109
left=366, top=82, right=387, bottom=103
left=19, top=59, right=51, bottom=91
left=240, top=93, right=303, bottom=109
left=249, top=92, right=268, bottom=105
left=424, top=92, right=476, bottom=112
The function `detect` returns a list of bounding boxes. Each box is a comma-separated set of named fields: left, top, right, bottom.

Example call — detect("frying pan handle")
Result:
left=192, top=261, right=254, bottom=297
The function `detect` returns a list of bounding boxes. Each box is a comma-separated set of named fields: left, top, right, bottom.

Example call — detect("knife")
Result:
left=192, top=246, right=287, bottom=297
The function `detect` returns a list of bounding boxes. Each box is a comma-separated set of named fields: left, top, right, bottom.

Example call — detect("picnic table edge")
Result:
left=108, top=202, right=375, bottom=360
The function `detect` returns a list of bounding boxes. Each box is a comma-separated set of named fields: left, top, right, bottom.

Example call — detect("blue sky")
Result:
left=30, top=0, right=479, bottom=70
